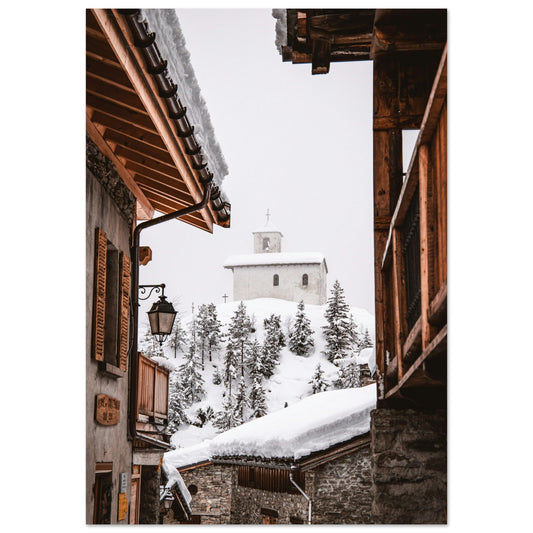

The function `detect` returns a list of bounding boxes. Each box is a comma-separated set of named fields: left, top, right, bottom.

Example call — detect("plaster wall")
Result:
left=86, top=163, right=133, bottom=523
left=232, top=262, right=327, bottom=305
left=253, top=231, right=282, bottom=253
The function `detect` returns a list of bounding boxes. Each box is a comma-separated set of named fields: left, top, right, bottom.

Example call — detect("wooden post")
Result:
left=418, top=143, right=432, bottom=350
left=391, top=228, right=407, bottom=382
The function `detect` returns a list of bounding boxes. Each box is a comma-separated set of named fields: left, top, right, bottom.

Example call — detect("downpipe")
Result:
left=128, top=184, right=212, bottom=441
left=290, top=466, right=312, bottom=525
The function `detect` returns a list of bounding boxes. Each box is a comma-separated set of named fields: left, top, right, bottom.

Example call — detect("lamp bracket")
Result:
left=138, top=283, right=166, bottom=301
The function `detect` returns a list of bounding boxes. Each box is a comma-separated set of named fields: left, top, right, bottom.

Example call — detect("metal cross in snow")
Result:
left=222, top=293, right=228, bottom=303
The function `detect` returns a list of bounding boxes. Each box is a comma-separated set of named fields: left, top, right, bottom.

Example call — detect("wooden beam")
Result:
left=428, top=279, right=447, bottom=327
left=93, top=9, right=213, bottom=232
left=418, top=143, right=434, bottom=351
left=91, top=111, right=167, bottom=151
left=87, top=92, right=156, bottom=133
left=86, top=113, right=154, bottom=220
left=392, top=228, right=407, bottom=383
left=86, top=74, right=147, bottom=114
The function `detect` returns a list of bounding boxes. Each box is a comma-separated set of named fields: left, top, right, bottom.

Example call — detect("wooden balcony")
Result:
left=134, top=353, right=171, bottom=448
left=378, top=45, right=447, bottom=408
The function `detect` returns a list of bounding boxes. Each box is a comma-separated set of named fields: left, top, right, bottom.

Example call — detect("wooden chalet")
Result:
left=86, top=8, right=230, bottom=524
left=276, top=9, right=447, bottom=523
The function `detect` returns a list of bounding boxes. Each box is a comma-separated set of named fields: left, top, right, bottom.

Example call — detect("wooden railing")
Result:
left=137, top=352, right=169, bottom=422
left=379, top=45, right=447, bottom=402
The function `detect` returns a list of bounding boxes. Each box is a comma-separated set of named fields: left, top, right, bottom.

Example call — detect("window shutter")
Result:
left=93, top=227, right=107, bottom=362
left=119, top=252, right=131, bottom=372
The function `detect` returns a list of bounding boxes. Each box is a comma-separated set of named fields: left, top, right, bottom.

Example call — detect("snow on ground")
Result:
left=165, top=384, right=376, bottom=468
left=158, top=297, right=375, bottom=452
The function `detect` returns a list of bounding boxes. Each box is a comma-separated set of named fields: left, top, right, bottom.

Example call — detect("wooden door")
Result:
left=129, top=465, right=141, bottom=524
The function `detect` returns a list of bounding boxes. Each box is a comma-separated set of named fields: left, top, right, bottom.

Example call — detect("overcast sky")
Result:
left=139, top=8, right=382, bottom=317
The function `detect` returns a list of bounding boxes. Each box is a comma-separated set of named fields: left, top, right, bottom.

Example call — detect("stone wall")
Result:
left=230, top=480, right=309, bottom=524
left=311, top=446, right=373, bottom=524
left=163, top=463, right=234, bottom=524
left=371, top=408, right=447, bottom=524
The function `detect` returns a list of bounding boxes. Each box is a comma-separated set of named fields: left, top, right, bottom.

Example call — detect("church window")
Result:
left=302, top=274, right=308, bottom=286
left=263, top=237, right=270, bottom=251
left=273, top=274, right=279, bottom=286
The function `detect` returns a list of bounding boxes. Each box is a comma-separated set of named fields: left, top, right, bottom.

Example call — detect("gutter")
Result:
left=289, top=466, right=312, bottom=525
left=128, top=183, right=212, bottom=443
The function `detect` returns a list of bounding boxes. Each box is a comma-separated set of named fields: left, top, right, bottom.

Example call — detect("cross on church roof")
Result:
left=266, top=208, right=270, bottom=223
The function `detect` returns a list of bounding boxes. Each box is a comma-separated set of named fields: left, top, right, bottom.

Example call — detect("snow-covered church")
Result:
left=223, top=213, right=328, bottom=305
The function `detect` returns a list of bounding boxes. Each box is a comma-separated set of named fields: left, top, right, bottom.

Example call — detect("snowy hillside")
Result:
left=150, top=297, right=375, bottom=451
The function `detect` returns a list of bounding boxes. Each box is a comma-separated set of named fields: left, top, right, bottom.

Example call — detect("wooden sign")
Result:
left=118, top=492, right=128, bottom=521
left=95, top=394, right=120, bottom=426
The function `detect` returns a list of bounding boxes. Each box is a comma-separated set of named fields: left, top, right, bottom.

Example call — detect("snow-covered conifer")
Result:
left=309, top=363, right=329, bottom=394
left=206, top=303, right=223, bottom=362
left=361, top=327, right=373, bottom=349
left=335, top=359, right=361, bottom=389
left=261, top=314, right=284, bottom=376
left=139, top=325, right=164, bottom=358
left=169, top=309, right=188, bottom=358
left=227, top=301, right=253, bottom=377
left=212, top=364, right=223, bottom=385
left=233, top=377, right=249, bottom=425
left=223, top=340, right=239, bottom=395
left=247, top=339, right=264, bottom=378
left=249, top=376, right=268, bottom=419
left=167, top=370, right=189, bottom=432
left=178, top=340, right=205, bottom=405
left=288, top=301, right=315, bottom=356
left=196, top=304, right=210, bottom=366
left=213, top=395, right=236, bottom=432
left=322, top=280, right=358, bottom=364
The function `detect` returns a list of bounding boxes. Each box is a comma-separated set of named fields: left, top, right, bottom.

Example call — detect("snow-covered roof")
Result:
left=140, top=9, right=229, bottom=188
left=224, top=252, right=327, bottom=269
left=357, top=348, right=376, bottom=376
left=165, top=385, right=376, bottom=467
left=252, top=218, right=283, bottom=235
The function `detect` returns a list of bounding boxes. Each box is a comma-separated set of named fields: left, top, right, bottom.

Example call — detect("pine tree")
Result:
left=169, top=309, right=188, bottom=358
left=233, top=377, right=249, bottom=425
left=335, top=359, right=361, bottom=389
left=223, top=340, right=239, bottom=395
left=261, top=314, right=284, bottom=377
left=227, top=301, right=253, bottom=377
left=206, top=303, right=223, bottom=362
left=139, top=324, right=164, bottom=358
left=309, top=363, right=329, bottom=394
left=322, top=280, right=358, bottom=364
left=360, top=327, right=373, bottom=350
left=212, top=364, right=223, bottom=385
left=167, top=370, right=189, bottom=432
left=213, top=394, right=236, bottom=432
left=288, top=301, right=315, bottom=356
left=246, top=339, right=264, bottom=379
left=249, top=376, right=268, bottom=419
left=196, top=304, right=210, bottom=366
left=178, top=340, right=205, bottom=405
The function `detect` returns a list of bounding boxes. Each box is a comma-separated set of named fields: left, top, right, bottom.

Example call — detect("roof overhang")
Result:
left=86, top=8, right=230, bottom=231
left=280, top=9, right=446, bottom=75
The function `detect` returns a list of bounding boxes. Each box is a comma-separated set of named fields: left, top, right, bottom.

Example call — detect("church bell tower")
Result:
left=252, top=209, right=283, bottom=253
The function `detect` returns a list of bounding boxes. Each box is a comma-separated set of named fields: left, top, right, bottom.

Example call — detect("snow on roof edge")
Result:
left=223, top=252, right=327, bottom=268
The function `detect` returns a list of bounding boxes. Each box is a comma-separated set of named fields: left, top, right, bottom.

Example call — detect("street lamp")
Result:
left=139, top=284, right=177, bottom=345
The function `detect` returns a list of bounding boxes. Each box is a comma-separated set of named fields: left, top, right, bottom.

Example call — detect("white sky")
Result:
left=139, top=8, right=378, bottom=316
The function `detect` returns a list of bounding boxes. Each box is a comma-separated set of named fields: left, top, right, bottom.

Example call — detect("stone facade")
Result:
left=311, top=446, right=373, bottom=524
left=370, top=408, right=447, bottom=524
left=166, top=442, right=373, bottom=524
left=163, top=463, right=234, bottom=524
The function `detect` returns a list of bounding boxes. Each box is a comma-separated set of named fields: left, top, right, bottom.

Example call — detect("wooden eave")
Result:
left=283, top=9, right=446, bottom=75
left=86, top=8, right=230, bottom=230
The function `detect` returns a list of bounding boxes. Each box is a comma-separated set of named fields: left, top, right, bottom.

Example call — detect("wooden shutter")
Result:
left=118, top=252, right=131, bottom=371
left=93, top=227, right=107, bottom=362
